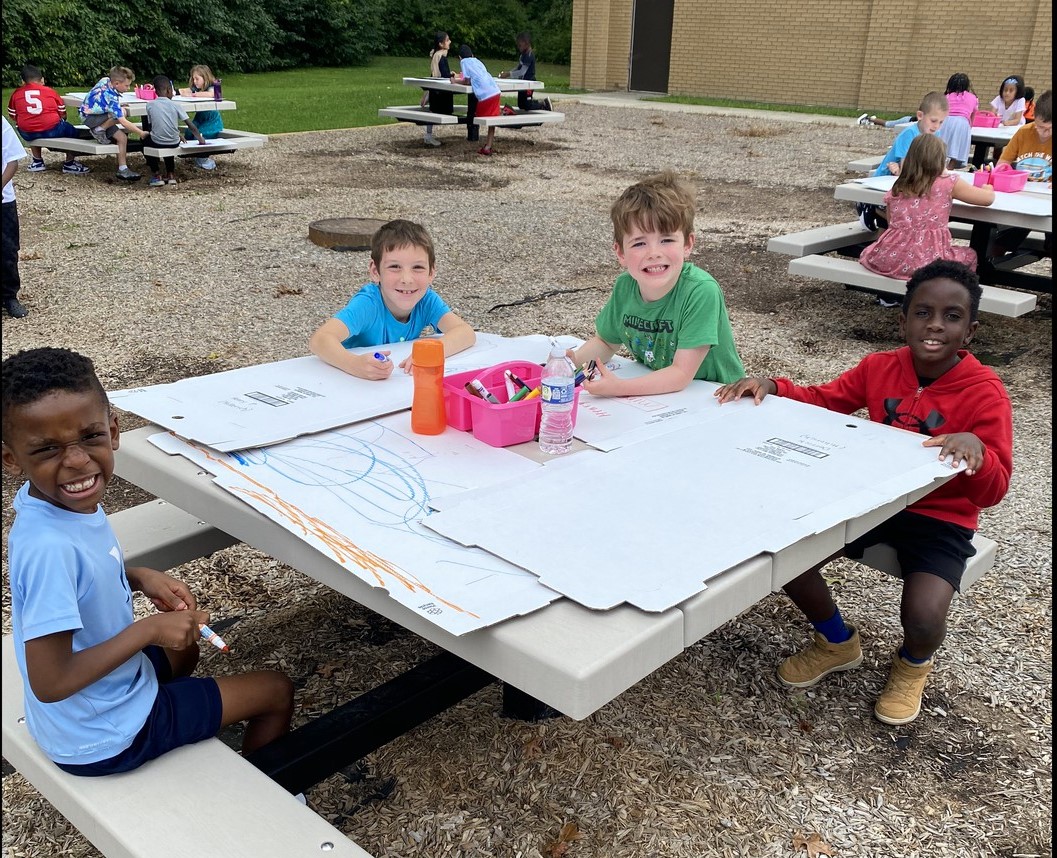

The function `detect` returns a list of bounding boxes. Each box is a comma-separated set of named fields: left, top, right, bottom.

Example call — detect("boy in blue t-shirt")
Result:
left=309, top=219, right=476, bottom=379
left=859, top=91, right=949, bottom=230
left=2, top=348, right=295, bottom=775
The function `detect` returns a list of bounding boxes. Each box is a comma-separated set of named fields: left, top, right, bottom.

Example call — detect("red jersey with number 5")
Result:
left=7, top=84, right=67, bottom=133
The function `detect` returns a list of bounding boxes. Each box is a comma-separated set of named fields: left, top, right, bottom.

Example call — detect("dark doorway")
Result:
left=629, top=0, right=674, bottom=93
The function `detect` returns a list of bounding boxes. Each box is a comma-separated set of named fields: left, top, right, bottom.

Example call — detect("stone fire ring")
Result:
left=308, top=218, right=387, bottom=252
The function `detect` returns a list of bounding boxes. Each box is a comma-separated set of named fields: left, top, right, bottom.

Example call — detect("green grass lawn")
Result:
left=4, top=58, right=573, bottom=136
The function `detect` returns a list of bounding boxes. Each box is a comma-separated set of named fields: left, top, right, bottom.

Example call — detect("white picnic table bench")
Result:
left=2, top=499, right=372, bottom=858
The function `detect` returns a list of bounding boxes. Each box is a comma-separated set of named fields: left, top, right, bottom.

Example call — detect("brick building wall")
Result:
left=571, top=0, right=1052, bottom=113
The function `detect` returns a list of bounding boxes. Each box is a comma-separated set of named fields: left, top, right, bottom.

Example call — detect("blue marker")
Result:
left=373, top=352, right=389, bottom=362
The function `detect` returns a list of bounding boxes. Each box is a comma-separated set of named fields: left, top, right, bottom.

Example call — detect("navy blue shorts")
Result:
left=56, top=646, right=222, bottom=776
left=846, top=509, right=977, bottom=592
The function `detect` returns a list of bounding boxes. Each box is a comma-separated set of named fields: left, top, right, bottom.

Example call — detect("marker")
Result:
left=524, top=386, right=541, bottom=400
left=373, top=352, right=389, bottom=362
left=503, top=370, right=517, bottom=401
left=507, top=370, right=532, bottom=393
left=200, top=624, right=229, bottom=652
left=574, top=370, right=586, bottom=387
left=468, top=378, right=501, bottom=404
left=464, top=381, right=485, bottom=399
left=510, top=385, right=531, bottom=402
left=586, top=359, right=598, bottom=380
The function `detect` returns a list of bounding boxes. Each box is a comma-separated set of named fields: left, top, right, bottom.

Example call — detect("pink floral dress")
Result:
left=859, top=174, right=977, bottom=280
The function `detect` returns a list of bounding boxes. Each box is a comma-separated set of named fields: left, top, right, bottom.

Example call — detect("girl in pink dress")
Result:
left=860, top=134, right=995, bottom=280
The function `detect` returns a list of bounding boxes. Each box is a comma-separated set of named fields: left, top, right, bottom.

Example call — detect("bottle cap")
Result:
left=412, top=338, right=445, bottom=367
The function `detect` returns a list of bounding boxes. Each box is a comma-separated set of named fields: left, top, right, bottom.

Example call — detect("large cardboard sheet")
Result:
left=573, top=364, right=727, bottom=451
left=111, top=333, right=570, bottom=451
left=149, top=415, right=561, bottom=635
left=424, top=395, right=960, bottom=611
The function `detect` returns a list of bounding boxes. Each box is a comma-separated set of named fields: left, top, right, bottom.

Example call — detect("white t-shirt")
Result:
left=2, top=116, right=28, bottom=204
left=990, top=95, right=1026, bottom=125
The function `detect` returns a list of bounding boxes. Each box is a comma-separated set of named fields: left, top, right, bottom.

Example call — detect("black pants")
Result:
left=517, top=90, right=546, bottom=111
left=145, top=153, right=176, bottom=175
left=2, top=200, right=20, bottom=300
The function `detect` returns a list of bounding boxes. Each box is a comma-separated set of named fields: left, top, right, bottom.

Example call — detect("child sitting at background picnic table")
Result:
left=178, top=64, right=222, bottom=170
left=857, top=90, right=949, bottom=231
left=143, top=75, right=208, bottom=186
left=566, top=170, right=745, bottom=394
left=714, top=259, right=1013, bottom=726
left=498, top=31, right=552, bottom=113
left=456, top=45, right=501, bottom=156
left=309, top=219, right=475, bottom=379
left=859, top=133, right=994, bottom=280
left=977, top=74, right=1026, bottom=127
left=7, top=64, right=90, bottom=175
left=1, top=347, right=296, bottom=775
left=79, top=66, right=148, bottom=182
left=936, top=73, right=978, bottom=170
left=990, top=89, right=1052, bottom=260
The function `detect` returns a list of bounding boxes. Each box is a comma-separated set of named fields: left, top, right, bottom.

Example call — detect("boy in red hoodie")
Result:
left=714, top=259, right=1012, bottom=725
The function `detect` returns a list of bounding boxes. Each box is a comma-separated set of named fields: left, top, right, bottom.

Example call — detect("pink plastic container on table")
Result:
left=990, top=168, right=1028, bottom=193
left=971, top=112, right=1000, bottom=128
left=442, top=360, right=580, bottom=447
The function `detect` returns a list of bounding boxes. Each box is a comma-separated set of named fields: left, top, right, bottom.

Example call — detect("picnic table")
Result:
left=28, top=91, right=267, bottom=163
left=379, top=77, right=563, bottom=142
left=104, top=337, right=974, bottom=793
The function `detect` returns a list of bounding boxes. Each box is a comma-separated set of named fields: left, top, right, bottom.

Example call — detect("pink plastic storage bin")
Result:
left=990, top=168, right=1028, bottom=193
left=443, top=360, right=580, bottom=447
left=971, top=113, right=1000, bottom=128
left=972, top=169, right=991, bottom=187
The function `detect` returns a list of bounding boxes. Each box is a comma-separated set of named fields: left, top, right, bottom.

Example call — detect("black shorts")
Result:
left=846, top=509, right=976, bottom=592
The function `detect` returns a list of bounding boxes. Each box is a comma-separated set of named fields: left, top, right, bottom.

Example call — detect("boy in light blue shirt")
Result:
left=309, top=219, right=476, bottom=380
left=2, top=348, right=294, bottom=774
left=859, top=91, right=949, bottom=230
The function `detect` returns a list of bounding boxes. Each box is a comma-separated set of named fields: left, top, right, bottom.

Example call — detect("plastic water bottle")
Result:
left=212, top=78, right=223, bottom=101
left=410, top=339, right=446, bottom=435
left=539, top=344, right=575, bottom=455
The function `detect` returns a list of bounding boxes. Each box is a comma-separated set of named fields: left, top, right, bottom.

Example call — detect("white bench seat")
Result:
left=768, top=221, right=879, bottom=256
left=473, top=110, right=564, bottom=128
left=848, top=154, right=884, bottom=172
left=34, top=136, right=120, bottom=156
left=788, top=254, right=1038, bottom=317
left=378, top=105, right=461, bottom=125
left=142, top=129, right=267, bottom=158
left=768, top=220, right=1047, bottom=260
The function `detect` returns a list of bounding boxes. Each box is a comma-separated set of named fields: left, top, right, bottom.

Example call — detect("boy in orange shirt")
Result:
left=6, top=64, right=90, bottom=175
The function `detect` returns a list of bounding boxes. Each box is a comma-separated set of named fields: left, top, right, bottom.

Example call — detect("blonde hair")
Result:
left=919, top=91, right=948, bottom=115
left=610, top=170, right=696, bottom=245
left=109, top=66, right=134, bottom=84
left=370, top=219, right=436, bottom=269
left=188, top=65, right=216, bottom=90
left=892, top=133, right=947, bottom=198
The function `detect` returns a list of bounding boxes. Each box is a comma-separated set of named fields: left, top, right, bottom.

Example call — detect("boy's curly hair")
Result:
left=370, top=219, right=436, bottom=269
left=903, top=260, right=982, bottom=322
left=610, top=170, right=696, bottom=245
left=1, top=348, right=107, bottom=437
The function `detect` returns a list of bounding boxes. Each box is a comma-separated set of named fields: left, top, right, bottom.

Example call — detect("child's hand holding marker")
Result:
left=359, top=350, right=394, bottom=381
left=580, top=359, right=622, bottom=397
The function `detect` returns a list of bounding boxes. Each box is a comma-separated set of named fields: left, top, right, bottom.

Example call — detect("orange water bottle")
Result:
left=411, top=339, right=446, bottom=435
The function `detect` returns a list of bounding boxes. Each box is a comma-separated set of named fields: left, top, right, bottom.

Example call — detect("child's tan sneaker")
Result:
left=874, top=652, right=934, bottom=725
left=778, top=626, right=863, bottom=688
